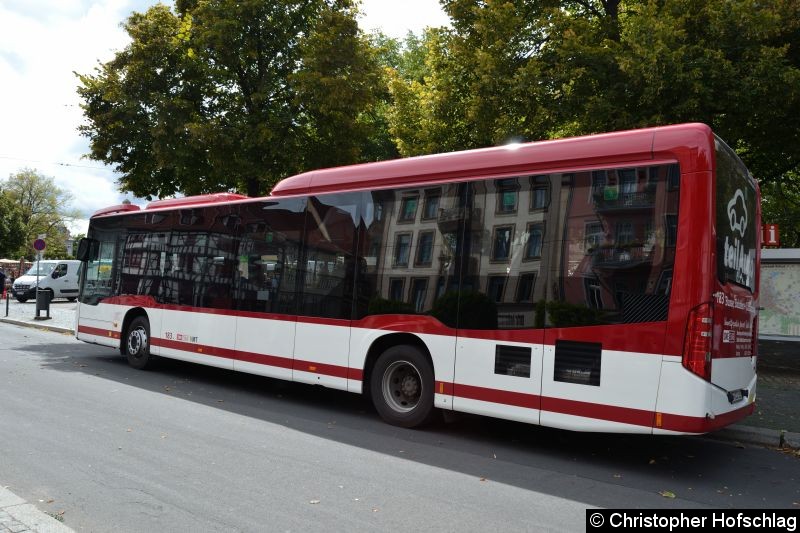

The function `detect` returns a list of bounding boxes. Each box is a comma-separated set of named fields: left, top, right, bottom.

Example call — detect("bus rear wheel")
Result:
left=124, top=316, right=155, bottom=370
left=370, top=345, right=435, bottom=428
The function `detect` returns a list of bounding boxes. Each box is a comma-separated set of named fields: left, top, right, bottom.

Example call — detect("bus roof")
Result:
left=270, top=122, right=713, bottom=197
left=90, top=122, right=714, bottom=218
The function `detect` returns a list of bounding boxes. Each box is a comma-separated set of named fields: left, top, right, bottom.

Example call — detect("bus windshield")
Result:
left=715, top=137, right=757, bottom=292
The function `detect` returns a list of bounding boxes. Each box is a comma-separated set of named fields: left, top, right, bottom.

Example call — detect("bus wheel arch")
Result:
left=364, top=333, right=437, bottom=428
left=121, top=308, right=156, bottom=370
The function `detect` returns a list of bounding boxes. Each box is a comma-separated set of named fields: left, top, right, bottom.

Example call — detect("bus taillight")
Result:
left=683, top=303, right=713, bottom=381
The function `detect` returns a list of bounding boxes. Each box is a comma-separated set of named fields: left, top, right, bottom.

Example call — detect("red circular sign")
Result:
left=33, top=239, right=46, bottom=251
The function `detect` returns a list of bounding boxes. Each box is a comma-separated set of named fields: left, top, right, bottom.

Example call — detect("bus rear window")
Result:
left=715, top=138, right=757, bottom=292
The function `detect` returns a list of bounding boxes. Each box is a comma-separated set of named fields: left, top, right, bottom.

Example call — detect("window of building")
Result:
left=394, top=233, right=412, bottom=266
left=388, top=278, right=405, bottom=302
left=585, top=277, right=603, bottom=309
left=415, top=231, right=434, bottom=266
left=487, top=276, right=507, bottom=303
left=496, top=178, right=518, bottom=214
left=492, top=226, right=513, bottom=261
left=530, top=175, right=549, bottom=210
left=615, top=221, right=633, bottom=245
left=525, top=223, right=543, bottom=259
left=422, top=189, right=441, bottom=220
left=620, top=169, right=637, bottom=194
left=584, top=222, right=604, bottom=253
left=516, top=273, right=536, bottom=303
left=591, top=170, right=607, bottom=199
left=399, top=196, right=418, bottom=222
left=410, top=278, right=428, bottom=312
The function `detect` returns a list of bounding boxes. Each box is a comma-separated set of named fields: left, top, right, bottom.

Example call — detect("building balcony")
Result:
left=591, top=245, right=653, bottom=269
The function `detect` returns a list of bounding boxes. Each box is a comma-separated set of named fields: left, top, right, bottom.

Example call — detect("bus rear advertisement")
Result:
left=75, top=123, right=759, bottom=434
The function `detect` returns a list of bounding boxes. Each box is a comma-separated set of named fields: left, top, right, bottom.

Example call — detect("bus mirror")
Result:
left=76, top=238, right=99, bottom=262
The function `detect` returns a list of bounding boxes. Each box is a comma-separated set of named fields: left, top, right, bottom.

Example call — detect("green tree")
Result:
left=388, top=0, right=800, bottom=237
left=2, top=169, right=79, bottom=260
left=77, top=0, right=389, bottom=199
left=0, top=190, right=25, bottom=258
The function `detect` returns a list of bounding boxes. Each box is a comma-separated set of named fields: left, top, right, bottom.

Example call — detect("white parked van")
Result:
left=11, top=260, right=82, bottom=303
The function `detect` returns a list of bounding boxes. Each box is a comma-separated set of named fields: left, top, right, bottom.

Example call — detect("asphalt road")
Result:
left=1, top=325, right=798, bottom=532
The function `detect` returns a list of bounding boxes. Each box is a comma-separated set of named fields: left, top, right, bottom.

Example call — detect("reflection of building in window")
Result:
left=516, top=273, right=536, bottom=302
left=487, top=275, right=506, bottom=302
left=620, top=169, right=637, bottom=194
left=411, top=278, right=428, bottom=312
left=399, top=196, right=418, bottom=222
left=394, top=233, right=412, bottom=266
left=415, top=231, right=434, bottom=266
left=525, top=223, right=544, bottom=259
left=585, top=277, right=603, bottom=309
left=492, top=226, right=513, bottom=261
left=389, top=278, right=404, bottom=301
left=591, top=170, right=607, bottom=199
left=665, top=215, right=678, bottom=246
left=616, top=221, right=633, bottom=245
left=422, top=189, right=440, bottom=220
left=657, top=269, right=673, bottom=295
left=585, top=222, right=604, bottom=253
left=496, top=178, right=518, bottom=214
left=667, top=164, right=680, bottom=190
left=531, top=175, right=549, bottom=210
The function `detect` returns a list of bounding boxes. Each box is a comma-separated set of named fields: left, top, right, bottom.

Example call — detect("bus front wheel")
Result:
left=124, top=316, right=155, bottom=370
left=370, top=345, right=435, bottom=428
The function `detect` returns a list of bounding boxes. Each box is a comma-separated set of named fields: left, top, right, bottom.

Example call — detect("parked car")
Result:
left=11, top=260, right=82, bottom=303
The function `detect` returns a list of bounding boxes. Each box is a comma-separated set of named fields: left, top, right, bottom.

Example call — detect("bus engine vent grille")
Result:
left=554, top=340, right=601, bottom=386
left=494, top=345, right=531, bottom=378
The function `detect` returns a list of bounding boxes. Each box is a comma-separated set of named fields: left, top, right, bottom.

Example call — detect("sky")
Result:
left=0, top=0, right=450, bottom=237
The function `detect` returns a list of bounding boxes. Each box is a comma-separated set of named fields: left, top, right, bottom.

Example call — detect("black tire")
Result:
left=124, top=316, right=155, bottom=370
left=16, top=297, right=27, bottom=303
left=370, top=344, right=436, bottom=428
left=67, top=297, right=76, bottom=302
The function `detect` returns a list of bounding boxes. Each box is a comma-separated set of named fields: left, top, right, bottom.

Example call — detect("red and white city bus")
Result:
left=75, top=123, right=760, bottom=434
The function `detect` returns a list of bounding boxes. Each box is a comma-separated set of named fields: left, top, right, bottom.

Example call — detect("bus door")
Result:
left=77, top=233, right=122, bottom=344
left=292, top=194, right=360, bottom=391
left=233, top=199, right=305, bottom=381
left=452, top=178, right=545, bottom=424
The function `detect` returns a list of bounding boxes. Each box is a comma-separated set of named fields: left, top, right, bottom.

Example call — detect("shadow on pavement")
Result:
left=11, top=334, right=800, bottom=510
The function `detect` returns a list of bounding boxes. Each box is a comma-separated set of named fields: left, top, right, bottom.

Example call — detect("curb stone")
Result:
left=706, top=424, right=783, bottom=448
left=0, top=318, right=73, bottom=335
left=0, top=486, right=74, bottom=533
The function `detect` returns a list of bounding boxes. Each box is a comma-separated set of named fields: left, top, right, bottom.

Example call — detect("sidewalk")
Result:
left=0, top=486, right=73, bottom=533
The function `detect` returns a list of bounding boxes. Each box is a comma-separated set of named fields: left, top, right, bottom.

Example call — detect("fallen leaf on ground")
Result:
left=659, top=490, right=676, bottom=499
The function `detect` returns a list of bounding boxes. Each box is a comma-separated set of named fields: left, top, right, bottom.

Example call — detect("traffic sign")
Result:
left=33, top=238, right=46, bottom=251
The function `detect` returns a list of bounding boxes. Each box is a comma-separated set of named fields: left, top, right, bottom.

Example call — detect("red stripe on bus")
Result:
left=453, top=383, right=540, bottom=409
left=77, top=325, right=120, bottom=339
left=293, top=358, right=350, bottom=379
left=95, top=296, right=676, bottom=356
left=540, top=396, right=655, bottom=427
left=658, top=402, right=755, bottom=433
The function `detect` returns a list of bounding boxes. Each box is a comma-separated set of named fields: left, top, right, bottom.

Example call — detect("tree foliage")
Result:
left=1, top=169, right=79, bottom=260
left=0, top=189, right=24, bottom=259
left=77, top=0, right=390, bottom=198
left=385, top=0, right=800, bottom=242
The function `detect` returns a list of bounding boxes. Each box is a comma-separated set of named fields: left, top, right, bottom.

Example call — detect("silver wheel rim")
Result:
left=127, top=326, right=148, bottom=358
left=381, top=360, right=422, bottom=413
